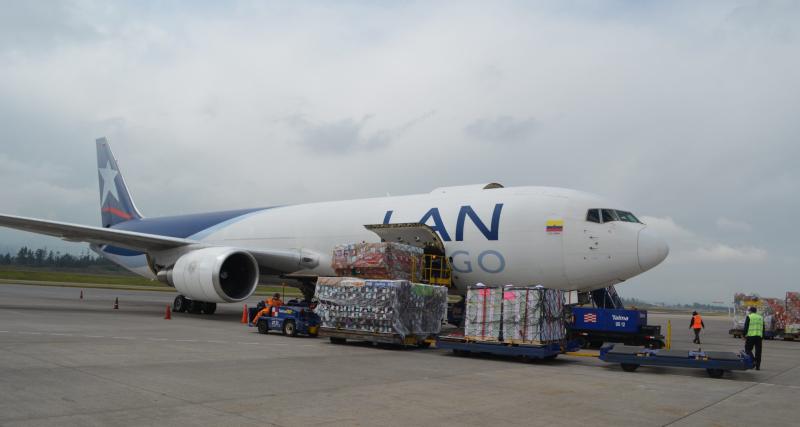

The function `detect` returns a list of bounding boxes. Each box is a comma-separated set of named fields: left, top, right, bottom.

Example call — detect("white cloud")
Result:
left=689, top=244, right=767, bottom=263
left=716, top=217, right=752, bottom=232
left=640, top=216, right=767, bottom=264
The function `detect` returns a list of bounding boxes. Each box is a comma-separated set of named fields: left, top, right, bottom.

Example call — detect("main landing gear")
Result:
left=172, top=295, right=216, bottom=315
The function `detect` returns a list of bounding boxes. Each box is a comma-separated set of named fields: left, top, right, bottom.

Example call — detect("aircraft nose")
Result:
left=638, top=227, right=669, bottom=272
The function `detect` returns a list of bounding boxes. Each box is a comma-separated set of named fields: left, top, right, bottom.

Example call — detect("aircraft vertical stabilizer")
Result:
left=96, top=138, right=143, bottom=227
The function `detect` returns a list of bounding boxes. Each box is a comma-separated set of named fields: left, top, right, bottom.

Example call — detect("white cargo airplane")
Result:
left=0, top=138, right=667, bottom=313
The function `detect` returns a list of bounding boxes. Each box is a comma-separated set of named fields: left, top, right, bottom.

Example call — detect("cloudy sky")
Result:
left=0, top=1, right=797, bottom=304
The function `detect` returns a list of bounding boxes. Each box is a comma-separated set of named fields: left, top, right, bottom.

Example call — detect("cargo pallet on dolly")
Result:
left=319, top=327, right=434, bottom=348
left=436, top=335, right=578, bottom=360
left=599, top=344, right=754, bottom=378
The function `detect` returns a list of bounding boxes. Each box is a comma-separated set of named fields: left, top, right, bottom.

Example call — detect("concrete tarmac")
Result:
left=0, top=284, right=797, bottom=426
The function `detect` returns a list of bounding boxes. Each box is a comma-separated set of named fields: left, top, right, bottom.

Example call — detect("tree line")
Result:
left=0, top=247, right=123, bottom=270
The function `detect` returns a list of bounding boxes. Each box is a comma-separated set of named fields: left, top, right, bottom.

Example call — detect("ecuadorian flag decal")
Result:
left=546, top=219, right=564, bottom=233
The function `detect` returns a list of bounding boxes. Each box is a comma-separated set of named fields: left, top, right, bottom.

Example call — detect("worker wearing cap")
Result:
left=689, top=311, right=705, bottom=344
left=742, top=306, right=764, bottom=370
left=267, top=293, right=284, bottom=313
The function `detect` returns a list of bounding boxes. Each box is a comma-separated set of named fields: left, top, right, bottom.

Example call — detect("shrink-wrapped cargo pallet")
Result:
left=314, top=277, right=447, bottom=338
left=502, top=287, right=566, bottom=344
left=465, top=286, right=502, bottom=341
left=786, top=292, right=800, bottom=329
left=762, top=298, right=786, bottom=330
left=331, top=242, right=423, bottom=281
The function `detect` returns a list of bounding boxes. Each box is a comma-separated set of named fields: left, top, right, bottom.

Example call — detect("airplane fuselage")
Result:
left=102, top=184, right=668, bottom=294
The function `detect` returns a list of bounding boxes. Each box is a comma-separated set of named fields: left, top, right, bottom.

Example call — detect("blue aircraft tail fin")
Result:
left=96, top=138, right=143, bottom=227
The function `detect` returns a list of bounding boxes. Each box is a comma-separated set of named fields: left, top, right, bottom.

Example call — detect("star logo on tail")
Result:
left=99, top=161, right=119, bottom=205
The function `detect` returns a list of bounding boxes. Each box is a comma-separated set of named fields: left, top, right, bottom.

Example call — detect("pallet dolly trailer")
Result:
left=319, top=327, right=435, bottom=348
left=436, top=335, right=580, bottom=361
left=599, top=344, right=754, bottom=378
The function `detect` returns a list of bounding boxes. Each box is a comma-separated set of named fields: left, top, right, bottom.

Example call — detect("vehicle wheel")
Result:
left=621, top=363, right=639, bottom=372
left=202, top=302, right=216, bottom=315
left=257, top=320, right=268, bottom=334
left=330, top=337, right=346, bottom=345
left=417, top=340, right=432, bottom=349
left=649, top=340, right=665, bottom=349
left=188, top=300, right=203, bottom=314
left=283, top=320, right=297, bottom=337
left=707, top=369, right=724, bottom=379
left=172, top=295, right=187, bottom=313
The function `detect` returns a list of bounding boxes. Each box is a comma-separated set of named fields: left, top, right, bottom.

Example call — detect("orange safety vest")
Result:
left=692, top=314, right=703, bottom=329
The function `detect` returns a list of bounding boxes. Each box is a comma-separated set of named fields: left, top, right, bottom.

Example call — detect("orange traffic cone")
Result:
left=164, top=304, right=172, bottom=320
left=241, top=304, right=248, bottom=324
left=113, top=297, right=119, bottom=309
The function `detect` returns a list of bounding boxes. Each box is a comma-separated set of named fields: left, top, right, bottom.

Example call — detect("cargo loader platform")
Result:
left=599, top=344, right=754, bottom=378
left=436, top=335, right=579, bottom=360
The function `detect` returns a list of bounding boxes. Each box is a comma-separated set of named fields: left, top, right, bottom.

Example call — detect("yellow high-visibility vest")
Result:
left=746, top=313, right=764, bottom=337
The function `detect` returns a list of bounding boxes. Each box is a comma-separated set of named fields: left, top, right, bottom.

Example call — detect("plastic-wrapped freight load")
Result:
left=502, top=287, right=566, bottom=344
left=331, top=242, right=423, bottom=281
left=762, top=298, right=786, bottom=330
left=786, top=292, right=800, bottom=327
left=464, top=286, right=502, bottom=341
left=314, top=277, right=447, bottom=338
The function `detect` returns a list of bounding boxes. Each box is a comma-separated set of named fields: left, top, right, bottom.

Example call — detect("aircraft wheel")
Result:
left=188, top=300, right=203, bottom=314
left=283, top=320, right=297, bottom=337
left=621, top=363, right=639, bottom=372
left=173, top=295, right=188, bottom=313
left=202, top=302, right=216, bottom=315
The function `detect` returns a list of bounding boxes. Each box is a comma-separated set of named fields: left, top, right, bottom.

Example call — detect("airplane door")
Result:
left=563, top=209, right=611, bottom=289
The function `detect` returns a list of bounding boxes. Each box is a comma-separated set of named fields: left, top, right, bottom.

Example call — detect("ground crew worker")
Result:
left=249, top=294, right=285, bottom=325
left=689, top=311, right=705, bottom=344
left=268, top=293, right=284, bottom=314
left=250, top=306, right=271, bottom=326
left=742, top=306, right=764, bottom=370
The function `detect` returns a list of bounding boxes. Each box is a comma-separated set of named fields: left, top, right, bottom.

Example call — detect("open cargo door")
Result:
left=364, top=223, right=446, bottom=254
left=364, top=223, right=452, bottom=286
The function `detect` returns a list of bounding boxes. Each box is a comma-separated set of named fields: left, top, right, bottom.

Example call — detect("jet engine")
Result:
left=158, top=247, right=259, bottom=303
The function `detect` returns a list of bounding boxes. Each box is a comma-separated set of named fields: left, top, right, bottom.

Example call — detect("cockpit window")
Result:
left=601, top=209, right=619, bottom=223
left=587, top=208, right=642, bottom=224
left=616, top=210, right=641, bottom=223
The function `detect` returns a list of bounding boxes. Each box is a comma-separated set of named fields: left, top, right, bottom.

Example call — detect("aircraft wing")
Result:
left=0, top=213, right=191, bottom=251
left=0, top=213, right=319, bottom=272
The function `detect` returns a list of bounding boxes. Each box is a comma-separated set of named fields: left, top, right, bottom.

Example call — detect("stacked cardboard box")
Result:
left=465, top=285, right=566, bottom=344
left=786, top=292, right=800, bottom=330
left=331, top=242, right=423, bottom=281
left=465, top=286, right=503, bottom=341
left=502, top=287, right=566, bottom=344
left=314, top=277, right=447, bottom=338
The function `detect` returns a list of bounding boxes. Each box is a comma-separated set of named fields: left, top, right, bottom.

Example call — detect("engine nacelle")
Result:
left=159, top=247, right=259, bottom=303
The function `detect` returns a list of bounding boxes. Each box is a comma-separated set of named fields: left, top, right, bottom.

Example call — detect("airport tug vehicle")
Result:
left=599, top=344, right=754, bottom=378
left=254, top=301, right=321, bottom=337
left=568, top=306, right=665, bottom=349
